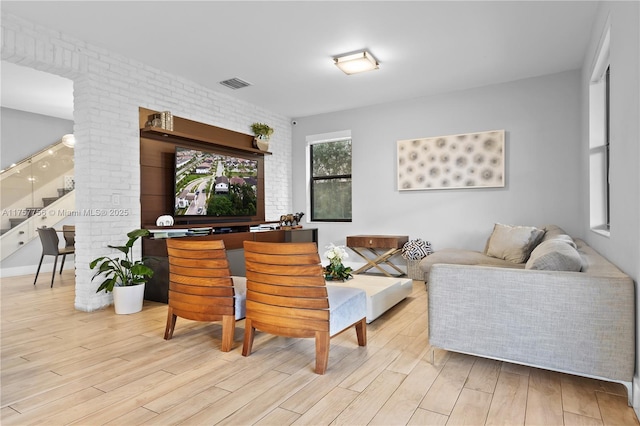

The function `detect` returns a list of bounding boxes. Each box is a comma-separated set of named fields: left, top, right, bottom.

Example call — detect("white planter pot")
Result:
left=112, top=283, right=145, bottom=315
left=253, top=136, right=270, bottom=152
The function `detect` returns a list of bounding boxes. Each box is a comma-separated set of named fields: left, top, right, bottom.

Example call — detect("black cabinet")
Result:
left=284, top=228, right=318, bottom=243
left=143, top=228, right=317, bottom=303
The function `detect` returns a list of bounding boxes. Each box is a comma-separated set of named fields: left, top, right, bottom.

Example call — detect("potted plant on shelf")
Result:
left=250, top=122, right=274, bottom=151
left=90, top=228, right=154, bottom=314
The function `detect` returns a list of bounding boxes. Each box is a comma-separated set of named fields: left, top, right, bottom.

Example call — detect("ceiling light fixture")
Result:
left=334, top=50, right=379, bottom=75
left=61, top=134, right=76, bottom=148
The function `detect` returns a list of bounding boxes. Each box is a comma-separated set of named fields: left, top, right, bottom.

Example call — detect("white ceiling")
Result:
left=1, top=1, right=599, bottom=120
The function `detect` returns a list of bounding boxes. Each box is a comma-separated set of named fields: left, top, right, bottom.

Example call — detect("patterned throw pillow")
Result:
left=401, top=239, right=433, bottom=260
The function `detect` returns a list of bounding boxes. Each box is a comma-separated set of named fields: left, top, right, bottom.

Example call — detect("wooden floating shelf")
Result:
left=140, top=127, right=272, bottom=156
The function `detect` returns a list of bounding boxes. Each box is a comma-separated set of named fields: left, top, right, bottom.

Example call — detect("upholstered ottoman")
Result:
left=327, top=275, right=412, bottom=323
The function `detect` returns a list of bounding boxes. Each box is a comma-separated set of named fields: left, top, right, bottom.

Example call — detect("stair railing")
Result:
left=1, top=137, right=75, bottom=259
left=1, top=191, right=76, bottom=262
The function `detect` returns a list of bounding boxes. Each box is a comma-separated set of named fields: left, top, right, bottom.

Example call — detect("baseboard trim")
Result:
left=0, top=262, right=75, bottom=278
left=633, top=378, right=639, bottom=416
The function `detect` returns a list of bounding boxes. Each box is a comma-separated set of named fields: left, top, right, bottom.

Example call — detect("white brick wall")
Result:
left=2, top=13, right=292, bottom=311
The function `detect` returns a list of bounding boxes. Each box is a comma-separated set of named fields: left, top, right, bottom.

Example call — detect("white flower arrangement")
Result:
left=323, top=243, right=352, bottom=281
left=324, top=243, right=349, bottom=264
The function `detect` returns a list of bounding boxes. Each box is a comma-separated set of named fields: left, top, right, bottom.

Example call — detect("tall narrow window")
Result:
left=307, top=131, right=352, bottom=222
left=604, top=65, right=610, bottom=229
left=589, top=26, right=610, bottom=235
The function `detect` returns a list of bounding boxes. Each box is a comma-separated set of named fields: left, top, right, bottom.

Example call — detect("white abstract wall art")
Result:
left=397, top=129, right=505, bottom=191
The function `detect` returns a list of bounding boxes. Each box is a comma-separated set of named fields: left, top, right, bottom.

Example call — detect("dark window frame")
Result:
left=309, top=139, right=352, bottom=222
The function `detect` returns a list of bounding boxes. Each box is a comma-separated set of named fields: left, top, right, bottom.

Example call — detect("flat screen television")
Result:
left=174, top=146, right=258, bottom=219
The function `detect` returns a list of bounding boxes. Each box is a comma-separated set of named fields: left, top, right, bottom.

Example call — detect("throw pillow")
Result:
left=525, top=239, right=583, bottom=271
left=486, top=223, right=545, bottom=263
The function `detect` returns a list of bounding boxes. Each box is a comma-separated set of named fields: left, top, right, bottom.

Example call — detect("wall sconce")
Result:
left=334, top=50, right=379, bottom=75
left=62, top=134, right=76, bottom=148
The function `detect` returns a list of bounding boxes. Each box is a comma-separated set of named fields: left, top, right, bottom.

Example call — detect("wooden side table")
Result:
left=346, top=235, right=409, bottom=277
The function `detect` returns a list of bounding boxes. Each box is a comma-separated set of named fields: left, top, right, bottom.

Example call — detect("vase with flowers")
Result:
left=323, top=243, right=353, bottom=281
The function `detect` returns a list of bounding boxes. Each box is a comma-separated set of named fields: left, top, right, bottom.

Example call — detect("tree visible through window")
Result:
left=310, top=139, right=352, bottom=221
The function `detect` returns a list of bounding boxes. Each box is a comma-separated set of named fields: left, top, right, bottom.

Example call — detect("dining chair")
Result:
left=164, top=238, right=246, bottom=352
left=34, top=226, right=75, bottom=287
left=62, top=225, right=75, bottom=249
left=242, top=241, right=367, bottom=374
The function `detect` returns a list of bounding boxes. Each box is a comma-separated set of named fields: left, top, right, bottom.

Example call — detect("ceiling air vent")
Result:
left=219, top=77, right=252, bottom=90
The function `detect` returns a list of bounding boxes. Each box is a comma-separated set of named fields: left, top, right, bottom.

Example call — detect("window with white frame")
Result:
left=589, top=25, right=610, bottom=235
left=307, top=131, right=352, bottom=222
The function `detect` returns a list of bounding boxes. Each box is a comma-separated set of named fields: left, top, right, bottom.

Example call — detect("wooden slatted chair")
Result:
left=164, top=239, right=246, bottom=352
left=242, top=241, right=367, bottom=374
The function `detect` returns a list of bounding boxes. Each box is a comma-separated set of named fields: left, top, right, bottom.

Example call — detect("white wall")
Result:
left=292, top=70, right=583, bottom=261
left=580, top=1, right=640, bottom=411
left=0, top=107, right=73, bottom=169
left=1, top=13, right=292, bottom=311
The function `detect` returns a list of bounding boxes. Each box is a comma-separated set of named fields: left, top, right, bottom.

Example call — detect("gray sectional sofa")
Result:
left=421, top=224, right=635, bottom=404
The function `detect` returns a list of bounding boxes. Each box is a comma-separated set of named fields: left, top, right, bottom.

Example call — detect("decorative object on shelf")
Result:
left=161, top=111, right=173, bottom=131
left=155, top=215, right=174, bottom=227
left=250, top=122, right=274, bottom=151
left=401, top=238, right=433, bottom=280
left=323, top=243, right=352, bottom=281
left=90, top=229, right=154, bottom=314
left=397, top=129, right=505, bottom=191
left=145, top=111, right=173, bottom=130
left=146, top=113, right=161, bottom=128
left=279, top=211, right=305, bottom=229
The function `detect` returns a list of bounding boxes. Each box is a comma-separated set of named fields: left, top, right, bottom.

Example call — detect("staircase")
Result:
left=1, top=137, right=75, bottom=261
left=0, top=191, right=76, bottom=262
left=1, top=188, right=74, bottom=235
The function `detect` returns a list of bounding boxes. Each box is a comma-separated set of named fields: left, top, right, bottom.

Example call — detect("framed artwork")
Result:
left=397, top=129, right=505, bottom=191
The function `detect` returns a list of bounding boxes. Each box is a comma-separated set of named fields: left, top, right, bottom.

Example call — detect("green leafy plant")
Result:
left=250, top=122, right=274, bottom=138
left=90, top=229, right=154, bottom=293
left=324, top=261, right=353, bottom=282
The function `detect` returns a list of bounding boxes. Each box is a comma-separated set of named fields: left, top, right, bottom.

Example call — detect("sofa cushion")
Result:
left=539, top=224, right=569, bottom=242
left=525, top=239, right=583, bottom=271
left=327, top=286, right=367, bottom=337
left=547, top=233, right=577, bottom=248
left=486, top=223, right=545, bottom=263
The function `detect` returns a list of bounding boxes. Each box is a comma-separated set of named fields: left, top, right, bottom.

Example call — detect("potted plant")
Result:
left=90, top=228, right=154, bottom=314
left=250, top=122, right=274, bottom=151
left=323, top=243, right=353, bottom=281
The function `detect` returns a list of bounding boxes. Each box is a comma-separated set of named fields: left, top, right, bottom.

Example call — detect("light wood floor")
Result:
left=1, top=270, right=638, bottom=425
